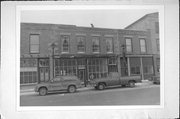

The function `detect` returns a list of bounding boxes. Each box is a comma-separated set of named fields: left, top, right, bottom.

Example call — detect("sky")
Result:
left=21, top=9, right=158, bottom=29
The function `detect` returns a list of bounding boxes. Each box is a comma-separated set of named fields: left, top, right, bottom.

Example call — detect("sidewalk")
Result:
left=20, top=80, right=153, bottom=94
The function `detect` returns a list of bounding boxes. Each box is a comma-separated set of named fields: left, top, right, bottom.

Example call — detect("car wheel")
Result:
left=94, top=86, right=98, bottom=90
left=68, top=85, right=76, bottom=93
left=128, top=81, right=135, bottom=88
left=98, top=83, right=105, bottom=90
left=39, top=87, right=47, bottom=96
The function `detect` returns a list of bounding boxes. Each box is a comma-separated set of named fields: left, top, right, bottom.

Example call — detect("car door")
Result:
left=106, top=73, right=120, bottom=86
left=49, top=77, right=63, bottom=91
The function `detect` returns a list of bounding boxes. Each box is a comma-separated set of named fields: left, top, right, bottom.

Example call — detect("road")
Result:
left=20, top=85, right=160, bottom=106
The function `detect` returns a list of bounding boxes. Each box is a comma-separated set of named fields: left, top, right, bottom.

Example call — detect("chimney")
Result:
left=91, top=24, right=94, bottom=28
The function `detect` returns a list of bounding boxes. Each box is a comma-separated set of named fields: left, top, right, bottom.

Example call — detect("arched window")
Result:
left=77, top=36, right=85, bottom=53
left=92, top=37, right=100, bottom=53
left=106, top=37, right=113, bottom=53
left=62, top=35, right=69, bottom=53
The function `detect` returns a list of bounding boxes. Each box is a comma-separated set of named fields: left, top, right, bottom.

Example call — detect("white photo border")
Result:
left=16, top=5, right=164, bottom=111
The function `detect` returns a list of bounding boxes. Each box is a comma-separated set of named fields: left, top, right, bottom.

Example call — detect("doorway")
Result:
left=78, top=69, right=86, bottom=86
left=39, top=67, right=49, bottom=82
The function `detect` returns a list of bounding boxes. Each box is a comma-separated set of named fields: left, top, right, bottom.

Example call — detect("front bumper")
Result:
left=89, top=81, right=97, bottom=87
left=34, top=86, right=39, bottom=92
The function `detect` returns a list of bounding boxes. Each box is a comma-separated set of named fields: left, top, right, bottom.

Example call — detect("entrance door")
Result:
left=78, top=69, right=86, bottom=86
left=39, top=68, right=49, bottom=82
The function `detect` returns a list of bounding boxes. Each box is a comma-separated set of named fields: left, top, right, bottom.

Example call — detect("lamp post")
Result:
left=49, top=42, right=58, bottom=78
left=121, top=44, right=127, bottom=66
left=121, top=44, right=129, bottom=76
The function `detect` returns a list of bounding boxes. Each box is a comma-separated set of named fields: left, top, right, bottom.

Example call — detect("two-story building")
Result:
left=125, top=12, right=160, bottom=76
left=20, top=22, right=154, bottom=86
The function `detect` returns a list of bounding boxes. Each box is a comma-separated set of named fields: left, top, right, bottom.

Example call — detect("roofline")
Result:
left=21, top=22, right=147, bottom=33
left=124, top=12, right=158, bottom=29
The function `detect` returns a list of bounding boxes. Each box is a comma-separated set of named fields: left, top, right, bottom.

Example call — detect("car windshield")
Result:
left=53, top=76, right=63, bottom=82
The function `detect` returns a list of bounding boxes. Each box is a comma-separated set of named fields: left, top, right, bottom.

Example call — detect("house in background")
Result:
left=125, top=12, right=160, bottom=76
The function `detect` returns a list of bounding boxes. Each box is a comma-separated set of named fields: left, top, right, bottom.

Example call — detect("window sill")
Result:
left=107, top=52, right=113, bottom=54
left=77, top=52, right=85, bottom=54
left=61, top=52, right=69, bottom=54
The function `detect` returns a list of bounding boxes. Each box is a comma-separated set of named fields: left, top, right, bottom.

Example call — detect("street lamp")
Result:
left=121, top=44, right=127, bottom=66
left=49, top=42, right=58, bottom=78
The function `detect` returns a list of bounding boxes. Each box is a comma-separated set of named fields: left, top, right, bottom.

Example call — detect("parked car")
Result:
left=152, top=75, right=160, bottom=84
left=89, top=72, right=142, bottom=90
left=35, top=75, right=82, bottom=96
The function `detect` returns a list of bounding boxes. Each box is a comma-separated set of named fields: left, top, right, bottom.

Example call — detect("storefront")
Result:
left=53, top=56, right=115, bottom=86
left=20, top=58, right=38, bottom=84
left=20, top=55, right=154, bottom=85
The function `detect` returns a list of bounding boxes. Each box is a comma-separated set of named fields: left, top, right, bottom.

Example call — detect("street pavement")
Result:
left=20, top=81, right=160, bottom=106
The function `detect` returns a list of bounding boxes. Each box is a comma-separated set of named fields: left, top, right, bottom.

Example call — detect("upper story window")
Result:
left=92, top=36, right=100, bottom=53
left=30, top=34, right=40, bottom=53
left=140, top=38, right=146, bottom=53
left=125, top=38, right=132, bottom=53
left=61, top=35, right=70, bottom=53
left=77, top=36, right=85, bottom=53
left=156, top=38, right=160, bottom=51
left=106, top=37, right=113, bottom=53
left=155, top=22, right=159, bottom=34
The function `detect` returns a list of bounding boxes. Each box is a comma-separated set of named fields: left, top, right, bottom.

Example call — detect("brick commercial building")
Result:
left=20, top=22, right=155, bottom=86
left=125, top=12, right=160, bottom=76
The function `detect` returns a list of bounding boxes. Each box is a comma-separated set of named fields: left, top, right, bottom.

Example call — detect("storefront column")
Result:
left=140, top=57, right=144, bottom=80
left=117, top=56, right=121, bottom=76
left=49, top=55, right=54, bottom=80
left=127, top=57, right=130, bottom=76
left=153, top=55, right=158, bottom=76
left=37, top=58, right=40, bottom=83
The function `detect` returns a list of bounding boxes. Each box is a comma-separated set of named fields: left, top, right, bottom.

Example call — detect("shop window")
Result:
left=143, top=65, right=153, bottom=74
left=108, top=58, right=117, bottom=72
left=130, top=57, right=141, bottom=75
left=106, top=37, right=113, bottom=53
left=55, top=59, right=76, bottom=76
left=20, top=59, right=37, bottom=67
left=92, top=37, right=100, bottom=53
left=142, top=57, right=154, bottom=74
left=39, top=59, right=49, bottom=67
left=131, top=67, right=140, bottom=75
left=62, top=35, right=70, bottom=53
left=20, top=71, right=37, bottom=84
left=77, top=59, right=86, bottom=66
left=125, top=38, right=132, bottom=53
left=77, top=36, right=85, bottom=53
left=140, top=38, right=146, bottom=53
left=120, top=58, right=128, bottom=76
left=88, top=58, right=108, bottom=80
left=30, top=34, right=40, bottom=53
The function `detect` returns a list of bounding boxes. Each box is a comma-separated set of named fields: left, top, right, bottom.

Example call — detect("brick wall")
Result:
left=21, top=23, right=151, bottom=56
